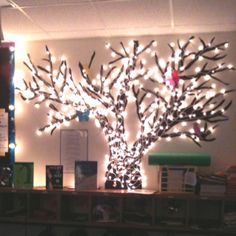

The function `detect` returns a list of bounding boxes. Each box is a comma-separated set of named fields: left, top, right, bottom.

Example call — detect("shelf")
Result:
left=0, top=187, right=235, bottom=235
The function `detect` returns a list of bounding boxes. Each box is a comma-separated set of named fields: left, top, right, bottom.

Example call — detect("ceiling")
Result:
left=0, top=0, right=236, bottom=41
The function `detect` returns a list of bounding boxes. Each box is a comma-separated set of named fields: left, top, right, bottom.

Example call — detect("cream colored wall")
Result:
left=14, top=32, right=236, bottom=190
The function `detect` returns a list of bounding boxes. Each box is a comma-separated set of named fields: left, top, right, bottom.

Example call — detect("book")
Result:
left=160, top=166, right=196, bottom=193
left=75, top=161, right=97, bottom=190
left=0, top=164, right=13, bottom=187
left=46, top=165, right=63, bottom=189
left=13, top=162, right=34, bottom=189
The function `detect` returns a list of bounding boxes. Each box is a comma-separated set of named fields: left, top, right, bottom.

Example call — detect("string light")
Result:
left=16, top=36, right=234, bottom=190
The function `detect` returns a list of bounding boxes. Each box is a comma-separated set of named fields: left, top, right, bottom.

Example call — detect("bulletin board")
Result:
left=0, top=43, right=15, bottom=164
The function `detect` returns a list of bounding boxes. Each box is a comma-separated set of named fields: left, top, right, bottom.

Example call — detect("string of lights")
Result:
left=16, top=36, right=234, bottom=189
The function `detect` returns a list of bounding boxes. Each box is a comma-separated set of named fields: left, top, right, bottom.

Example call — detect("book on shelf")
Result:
left=75, top=161, right=97, bottom=190
left=200, top=184, right=226, bottom=196
left=0, top=164, right=13, bottom=187
left=13, top=162, right=34, bottom=189
left=46, top=165, right=63, bottom=189
left=198, top=173, right=227, bottom=196
left=160, top=166, right=196, bottom=193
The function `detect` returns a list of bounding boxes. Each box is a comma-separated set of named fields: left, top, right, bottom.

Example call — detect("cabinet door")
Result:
left=123, top=195, right=153, bottom=225
left=0, top=192, right=27, bottom=222
left=61, top=193, right=90, bottom=223
left=189, top=198, right=223, bottom=228
left=28, top=192, right=60, bottom=223
left=91, top=194, right=121, bottom=223
left=223, top=199, right=236, bottom=232
left=155, top=197, right=188, bottom=226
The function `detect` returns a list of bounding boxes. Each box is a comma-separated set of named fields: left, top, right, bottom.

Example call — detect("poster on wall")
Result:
left=0, top=43, right=15, bottom=163
left=60, top=129, right=88, bottom=173
left=0, top=109, right=8, bottom=156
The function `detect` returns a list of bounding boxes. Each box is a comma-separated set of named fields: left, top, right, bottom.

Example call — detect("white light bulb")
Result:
left=9, top=46, right=15, bottom=52
left=159, top=58, right=166, bottom=67
left=214, top=48, right=219, bottom=54
left=105, top=42, right=111, bottom=49
left=179, top=41, right=185, bottom=47
left=166, top=137, right=171, bottom=142
left=36, top=130, right=42, bottom=136
left=211, top=83, right=216, bottom=89
left=198, top=45, right=204, bottom=51
left=152, top=41, right=157, bottom=47
left=198, top=56, right=203, bottom=61
left=9, top=143, right=16, bottom=149
left=51, top=56, right=56, bottom=63
left=34, top=104, right=40, bottom=109
left=60, top=55, right=67, bottom=61
left=9, top=105, right=15, bottom=111
left=221, top=89, right=226, bottom=94
left=204, top=75, right=211, bottom=80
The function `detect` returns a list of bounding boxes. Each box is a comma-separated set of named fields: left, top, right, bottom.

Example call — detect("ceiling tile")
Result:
left=23, top=4, right=104, bottom=32
left=0, top=0, right=9, bottom=6
left=173, top=0, right=236, bottom=26
left=94, top=0, right=171, bottom=29
left=11, top=0, right=82, bottom=7
left=2, top=8, right=46, bottom=39
left=2, top=0, right=236, bottom=41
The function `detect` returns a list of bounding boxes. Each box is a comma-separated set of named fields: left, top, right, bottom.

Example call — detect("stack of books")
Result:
left=226, top=166, right=236, bottom=196
left=160, top=166, right=196, bottom=193
left=224, top=212, right=236, bottom=228
left=198, top=174, right=226, bottom=196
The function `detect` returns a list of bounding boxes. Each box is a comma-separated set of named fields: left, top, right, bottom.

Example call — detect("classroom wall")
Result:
left=14, top=31, right=236, bottom=189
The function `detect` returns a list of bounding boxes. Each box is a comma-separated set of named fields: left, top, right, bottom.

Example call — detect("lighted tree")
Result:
left=16, top=36, right=234, bottom=189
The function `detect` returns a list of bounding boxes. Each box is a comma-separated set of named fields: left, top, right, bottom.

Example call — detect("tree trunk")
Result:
left=104, top=147, right=143, bottom=189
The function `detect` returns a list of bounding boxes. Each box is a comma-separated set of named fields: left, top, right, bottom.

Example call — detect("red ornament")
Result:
left=165, top=69, right=179, bottom=88
left=193, top=122, right=201, bottom=137
left=172, top=69, right=179, bottom=85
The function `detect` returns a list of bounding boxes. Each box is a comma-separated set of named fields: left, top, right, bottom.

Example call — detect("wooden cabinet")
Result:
left=0, top=188, right=235, bottom=235
left=61, top=192, right=90, bottom=223
left=0, top=191, right=27, bottom=222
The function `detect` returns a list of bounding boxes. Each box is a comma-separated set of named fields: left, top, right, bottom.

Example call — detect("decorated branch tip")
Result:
left=16, top=36, right=235, bottom=189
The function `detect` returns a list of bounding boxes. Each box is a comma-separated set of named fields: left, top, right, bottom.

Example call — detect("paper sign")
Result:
left=0, top=109, right=8, bottom=155
left=184, top=170, right=197, bottom=186
left=60, top=129, right=88, bottom=173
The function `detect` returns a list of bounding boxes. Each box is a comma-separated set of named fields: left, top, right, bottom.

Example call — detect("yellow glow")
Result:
left=152, top=41, right=157, bottom=47
left=105, top=42, right=111, bottom=49
left=15, top=142, right=22, bottom=154
left=36, top=130, right=42, bottom=136
left=15, top=100, right=24, bottom=116
left=198, top=45, right=204, bottom=51
left=14, top=70, right=25, bottom=89
left=166, top=137, right=171, bottom=142
left=12, top=39, right=27, bottom=61
left=60, top=55, right=67, bottom=61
